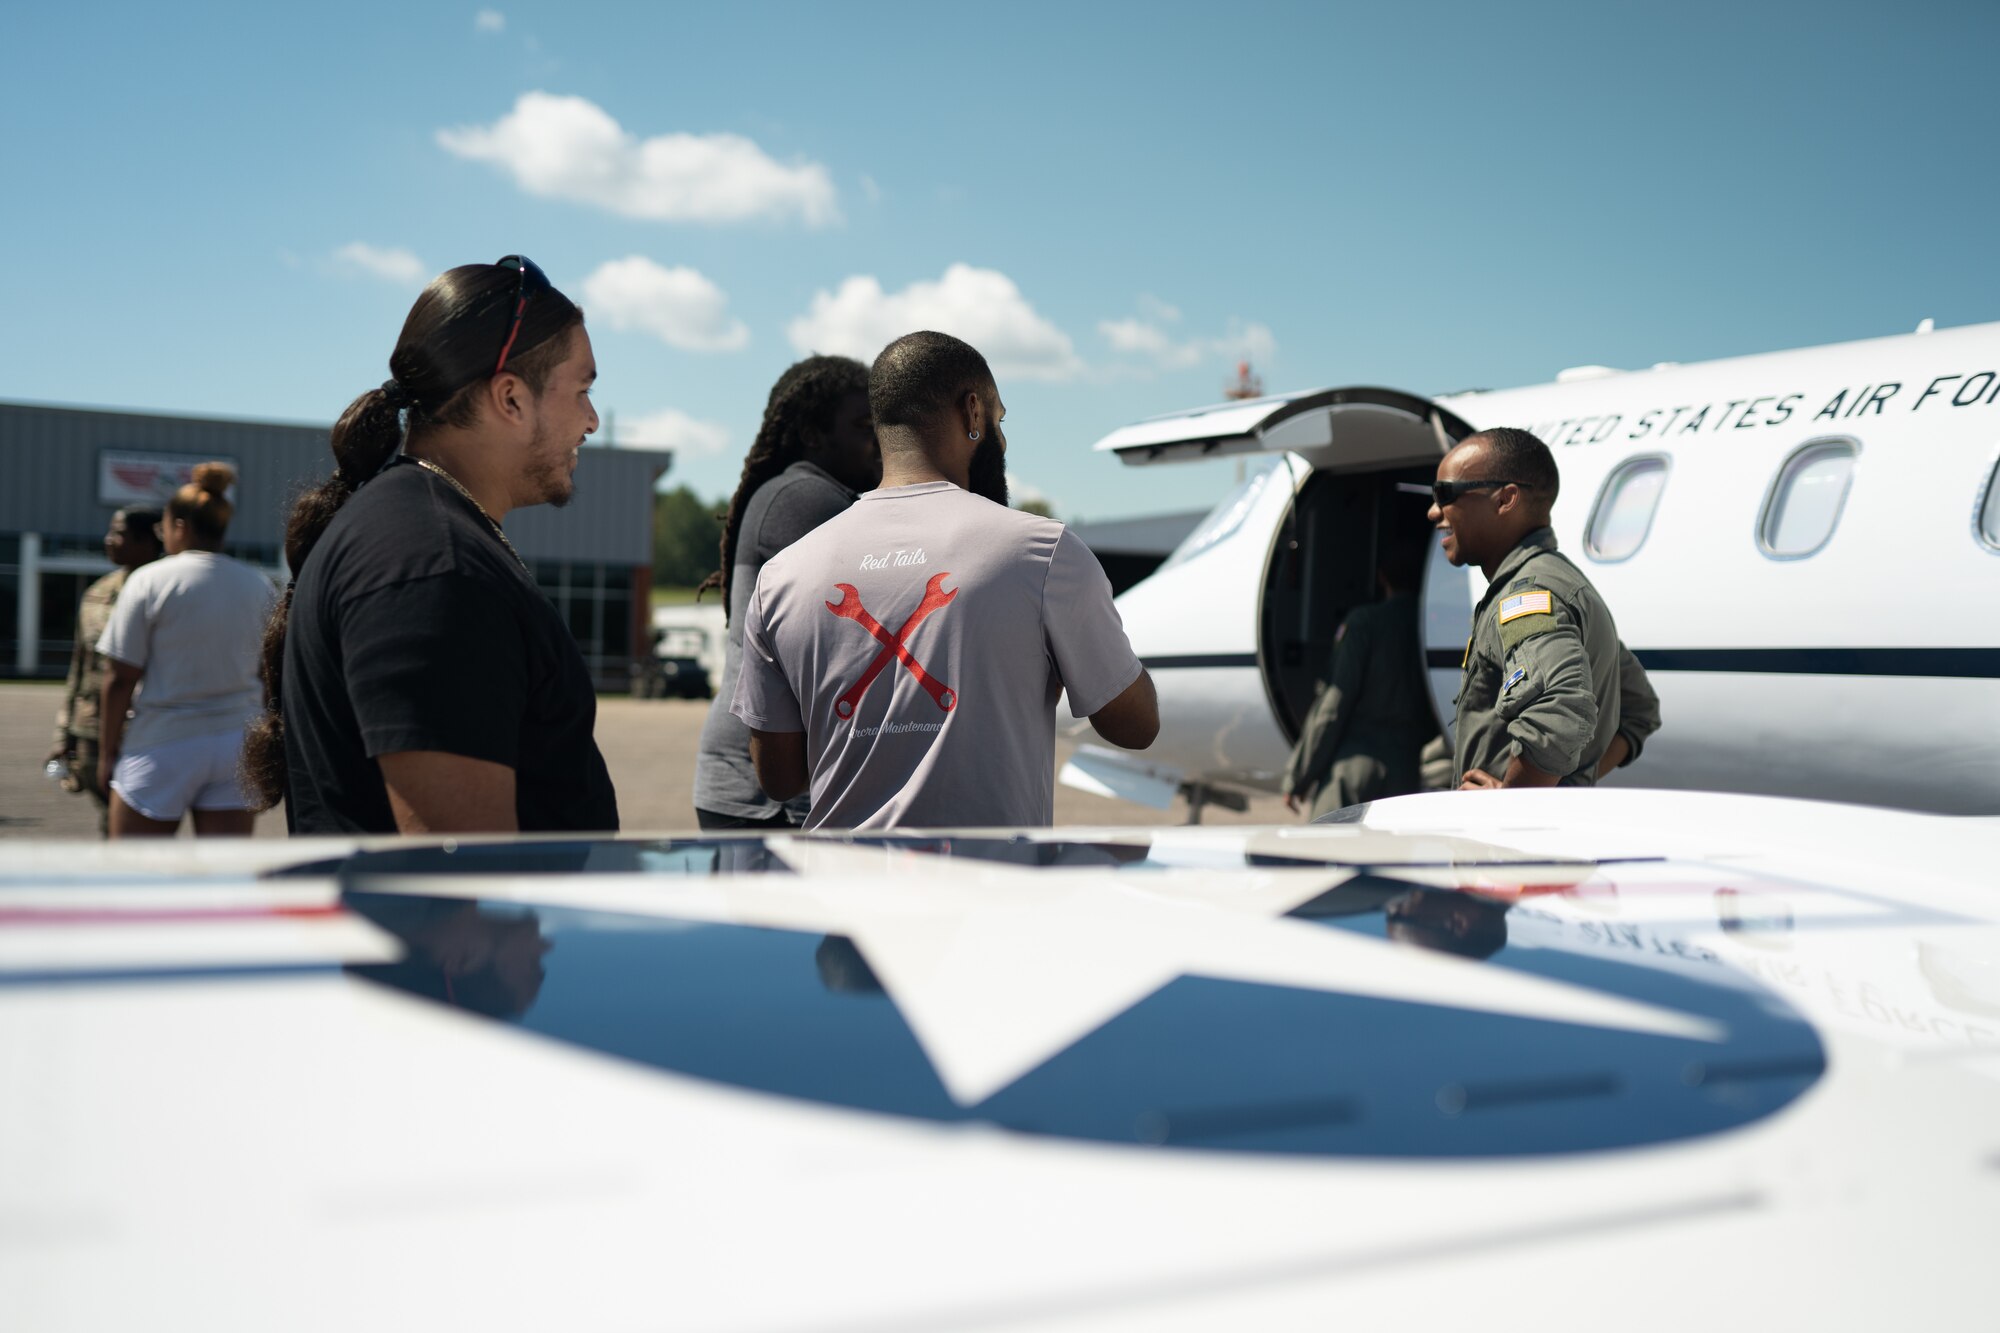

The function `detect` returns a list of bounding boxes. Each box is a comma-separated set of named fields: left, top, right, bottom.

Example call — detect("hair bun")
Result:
left=190, top=461, right=236, bottom=495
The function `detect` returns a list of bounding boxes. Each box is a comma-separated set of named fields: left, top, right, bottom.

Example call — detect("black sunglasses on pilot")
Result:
left=493, top=254, right=551, bottom=375
left=1432, top=478, right=1536, bottom=507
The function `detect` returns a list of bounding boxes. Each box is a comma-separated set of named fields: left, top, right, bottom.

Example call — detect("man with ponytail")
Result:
left=693, top=354, right=879, bottom=829
left=244, top=256, right=618, bottom=834
left=97, top=464, right=276, bottom=837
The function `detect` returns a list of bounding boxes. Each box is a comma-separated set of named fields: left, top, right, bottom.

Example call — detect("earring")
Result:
left=969, top=431, right=981, bottom=442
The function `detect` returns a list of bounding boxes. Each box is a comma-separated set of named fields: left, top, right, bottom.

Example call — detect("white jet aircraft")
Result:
left=4, top=795, right=1997, bottom=1329
left=1067, top=319, right=2000, bottom=816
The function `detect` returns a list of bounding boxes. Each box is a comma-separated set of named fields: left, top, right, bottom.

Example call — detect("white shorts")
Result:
left=111, top=728, right=252, bottom=821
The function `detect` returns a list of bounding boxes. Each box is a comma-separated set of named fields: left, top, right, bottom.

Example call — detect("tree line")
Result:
left=652, top=486, right=722, bottom=590
left=652, top=486, right=1056, bottom=590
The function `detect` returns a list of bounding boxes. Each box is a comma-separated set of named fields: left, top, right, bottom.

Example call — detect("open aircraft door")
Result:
left=1420, top=512, right=1479, bottom=750
left=1076, top=388, right=1477, bottom=805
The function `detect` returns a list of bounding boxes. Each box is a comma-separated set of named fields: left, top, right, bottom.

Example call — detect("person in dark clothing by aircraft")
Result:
left=693, top=355, right=881, bottom=831
left=1429, top=428, right=1660, bottom=788
left=1281, top=535, right=1440, bottom=819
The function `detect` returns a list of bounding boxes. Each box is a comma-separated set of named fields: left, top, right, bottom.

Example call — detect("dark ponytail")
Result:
left=697, top=354, right=869, bottom=618
left=242, top=261, right=584, bottom=810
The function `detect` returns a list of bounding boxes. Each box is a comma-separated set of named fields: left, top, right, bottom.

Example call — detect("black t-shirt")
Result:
left=282, top=460, right=619, bottom=835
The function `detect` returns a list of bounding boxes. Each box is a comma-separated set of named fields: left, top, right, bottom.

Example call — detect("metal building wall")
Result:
left=505, top=447, right=664, bottom=565
left=0, top=400, right=666, bottom=565
left=0, top=401, right=325, bottom=550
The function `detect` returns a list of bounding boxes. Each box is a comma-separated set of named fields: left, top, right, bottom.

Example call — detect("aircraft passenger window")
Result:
left=1584, top=456, right=1669, bottom=561
left=1759, top=439, right=1858, bottom=559
left=1978, top=454, right=2000, bottom=551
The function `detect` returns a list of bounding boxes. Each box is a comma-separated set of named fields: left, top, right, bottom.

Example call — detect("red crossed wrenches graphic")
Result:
left=825, top=572, right=959, bottom=719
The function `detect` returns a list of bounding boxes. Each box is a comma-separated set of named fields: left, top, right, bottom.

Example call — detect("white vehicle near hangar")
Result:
left=1071, top=319, right=2000, bottom=816
left=641, top=601, right=726, bottom=699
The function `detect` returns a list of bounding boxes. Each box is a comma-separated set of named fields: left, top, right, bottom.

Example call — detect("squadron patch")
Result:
left=1498, top=591, right=1553, bottom=624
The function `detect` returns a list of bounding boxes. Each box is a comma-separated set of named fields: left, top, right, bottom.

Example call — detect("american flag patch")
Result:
left=1498, top=590, right=1553, bottom=624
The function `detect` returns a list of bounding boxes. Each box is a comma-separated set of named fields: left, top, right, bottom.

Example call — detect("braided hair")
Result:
left=700, top=354, right=869, bottom=618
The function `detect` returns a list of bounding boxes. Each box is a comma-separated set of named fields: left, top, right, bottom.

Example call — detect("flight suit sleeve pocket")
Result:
left=1495, top=645, right=1545, bottom=722
left=1496, top=603, right=1597, bottom=775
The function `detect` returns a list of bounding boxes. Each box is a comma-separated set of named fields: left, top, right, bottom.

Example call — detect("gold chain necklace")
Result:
left=409, top=457, right=532, bottom=577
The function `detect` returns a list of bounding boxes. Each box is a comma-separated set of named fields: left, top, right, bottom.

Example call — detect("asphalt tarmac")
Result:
left=0, top=683, right=1291, bottom=841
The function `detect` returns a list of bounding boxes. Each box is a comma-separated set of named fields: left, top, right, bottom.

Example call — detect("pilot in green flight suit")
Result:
left=1282, top=539, right=1440, bottom=819
left=1428, top=428, right=1660, bottom=788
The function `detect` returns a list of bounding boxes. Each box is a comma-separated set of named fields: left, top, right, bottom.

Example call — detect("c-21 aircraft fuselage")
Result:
left=1073, top=320, right=2000, bottom=815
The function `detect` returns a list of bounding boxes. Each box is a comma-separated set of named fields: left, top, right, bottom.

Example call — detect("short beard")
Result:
left=525, top=417, right=575, bottom=509
left=968, top=435, right=1008, bottom=506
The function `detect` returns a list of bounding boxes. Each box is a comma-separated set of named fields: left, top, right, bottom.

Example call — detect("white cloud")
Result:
left=1007, top=473, right=1052, bottom=508
left=616, top=408, right=730, bottom=457
left=1215, top=318, right=1278, bottom=366
left=1098, top=303, right=1276, bottom=376
left=332, top=242, right=427, bottom=285
left=437, top=92, right=839, bottom=227
left=786, top=264, right=1082, bottom=382
left=582, top=257, right=749, bottom=353
left=1099, top=317, right=1183, bottom=361
left=474, top=9, right=505, bottom=32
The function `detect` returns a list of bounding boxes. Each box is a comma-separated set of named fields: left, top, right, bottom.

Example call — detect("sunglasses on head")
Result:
left=493, top=254, right=551, bottom=375
left=1432, top=477, right=1534, bottom=506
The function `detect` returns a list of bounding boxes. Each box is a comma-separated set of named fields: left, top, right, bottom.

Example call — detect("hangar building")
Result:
left=0, top=400, right=667, bottom=689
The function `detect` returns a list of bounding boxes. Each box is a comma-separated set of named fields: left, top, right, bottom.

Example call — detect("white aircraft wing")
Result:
left=5, top=790, right=1997, bottom=1330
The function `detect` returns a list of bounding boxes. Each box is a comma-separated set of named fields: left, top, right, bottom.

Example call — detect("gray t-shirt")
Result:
left=695, top=461, right=856, bottom=820
left=732, top=481, right=1143, bottom=830
left=97, top=550, right=277, bottom=752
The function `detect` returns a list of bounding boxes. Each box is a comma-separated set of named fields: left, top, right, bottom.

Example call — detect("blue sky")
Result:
left=4, top=0, right=1995, bottom=522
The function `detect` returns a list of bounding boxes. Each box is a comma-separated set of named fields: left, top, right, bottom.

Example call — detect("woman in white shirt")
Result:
left=97, top=462, right=277, bottom=838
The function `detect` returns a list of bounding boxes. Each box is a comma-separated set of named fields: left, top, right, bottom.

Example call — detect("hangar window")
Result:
left=1584, top=456, right=1669, bottom=562
left=1978, top=452, right=2000, bottom=552
left=1759, top=438, right=1858, bottom=559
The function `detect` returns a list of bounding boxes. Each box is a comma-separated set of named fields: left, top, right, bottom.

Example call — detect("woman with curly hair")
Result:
left=96, top=462, right=277, bottom=838
left=693, top=354, right=879, bottom=829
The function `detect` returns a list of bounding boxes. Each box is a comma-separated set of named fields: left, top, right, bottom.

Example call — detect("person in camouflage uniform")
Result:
left=1281, top=536, right=1440, bottom=819
left=1428, top=428, right=1659, bottom=789
left=46, top=507, right=162, bottom=833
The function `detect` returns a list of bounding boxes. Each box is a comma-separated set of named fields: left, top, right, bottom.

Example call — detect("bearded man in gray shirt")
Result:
left=732, top=331, right=1159, bottom=829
